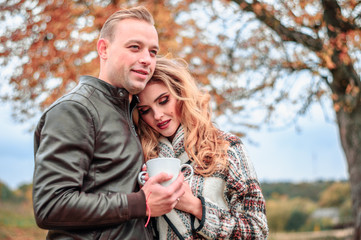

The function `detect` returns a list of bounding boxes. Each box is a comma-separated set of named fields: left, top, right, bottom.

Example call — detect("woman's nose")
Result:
left=153, top=109, right=163, bottom=120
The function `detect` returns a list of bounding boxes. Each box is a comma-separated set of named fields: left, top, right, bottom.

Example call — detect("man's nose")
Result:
left=139, top=50, right=151, bottom=65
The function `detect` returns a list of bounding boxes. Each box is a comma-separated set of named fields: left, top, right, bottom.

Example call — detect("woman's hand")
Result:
left=175, top=181, right=203, bottom=219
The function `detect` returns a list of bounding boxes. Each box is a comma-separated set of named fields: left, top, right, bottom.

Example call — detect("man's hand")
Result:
left=142, top=173, right=185, bottom=216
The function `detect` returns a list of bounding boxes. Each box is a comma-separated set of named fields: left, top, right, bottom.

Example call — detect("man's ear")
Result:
left=97, top=38, right=108, bottom=60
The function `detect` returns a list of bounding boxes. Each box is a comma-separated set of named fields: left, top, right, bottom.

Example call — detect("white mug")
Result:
left=138, top=157, right=194, bottom=187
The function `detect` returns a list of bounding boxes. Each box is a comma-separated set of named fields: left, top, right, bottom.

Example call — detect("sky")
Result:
left=0, top=99, right=348, bottom=190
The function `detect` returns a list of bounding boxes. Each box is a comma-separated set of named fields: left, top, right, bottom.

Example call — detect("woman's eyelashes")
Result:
left=138, top=95, right=170, bottom=115
left=138, top=108, right=149, bottom=115
left=159, top=96, right=169, bottom=105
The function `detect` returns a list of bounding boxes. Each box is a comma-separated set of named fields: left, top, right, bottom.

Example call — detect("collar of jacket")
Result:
left=79, top=75, right=140, bottom=105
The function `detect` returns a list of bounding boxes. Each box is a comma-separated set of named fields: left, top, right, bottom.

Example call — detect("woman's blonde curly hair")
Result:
left=134, top=56, right=229, bottom=176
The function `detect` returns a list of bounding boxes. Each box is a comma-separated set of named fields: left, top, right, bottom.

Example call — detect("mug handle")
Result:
left=180, top=164, right=194, bottom=181
left=138, top=171, right=147, bottom=186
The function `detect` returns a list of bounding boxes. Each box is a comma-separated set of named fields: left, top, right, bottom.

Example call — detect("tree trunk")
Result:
left=335, top=105, right=361, bottom=240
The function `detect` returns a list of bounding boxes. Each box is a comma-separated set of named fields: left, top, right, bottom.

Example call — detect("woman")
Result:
left=134, top=57, right=269, bottom=239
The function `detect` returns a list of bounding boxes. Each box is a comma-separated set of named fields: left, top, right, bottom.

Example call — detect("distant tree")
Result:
left=266, top=194, right=316, bottom=232
left=15, top=183, right=33, bottom=204
left=339, top=198, right=353, bottom=225
left=285, top=209, right=309, bottom=232
left=0, top=182, right=15, bottom=202
left=319, top=181, right=351, bottom=207
left=266, top=195, right=292, bottom=232
left=261, top=181, right=334, bottom=201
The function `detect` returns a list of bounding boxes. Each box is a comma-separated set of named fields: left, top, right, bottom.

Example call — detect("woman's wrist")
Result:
left=190, top=196, right=203, bottom=220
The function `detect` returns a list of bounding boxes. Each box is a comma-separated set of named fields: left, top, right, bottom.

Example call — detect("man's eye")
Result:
left=130, top=45, right=140, bottom=50
left=150, top=50, right=158, bottom=57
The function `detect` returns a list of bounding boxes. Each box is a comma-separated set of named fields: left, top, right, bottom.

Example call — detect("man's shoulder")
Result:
left=53, top=76, right=101, bottom=103
left=41, top=76, right=102, bottom=117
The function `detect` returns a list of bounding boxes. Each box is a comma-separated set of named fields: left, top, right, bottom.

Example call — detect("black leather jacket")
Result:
left=33, top=76, right=152, bottom=239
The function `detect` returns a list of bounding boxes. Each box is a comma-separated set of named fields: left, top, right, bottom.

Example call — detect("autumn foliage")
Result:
left=0, top=0, right=216, bottom=121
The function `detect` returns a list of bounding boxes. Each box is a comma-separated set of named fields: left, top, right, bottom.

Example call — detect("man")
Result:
left=33, top=6, right=184, bottom=239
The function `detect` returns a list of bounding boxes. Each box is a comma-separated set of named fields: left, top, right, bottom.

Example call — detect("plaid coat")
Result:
left=152, top=126, right=269, bottom=240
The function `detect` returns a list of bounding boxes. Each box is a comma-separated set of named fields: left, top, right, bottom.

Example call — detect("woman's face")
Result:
left=137, top=81, right=181, bottom=140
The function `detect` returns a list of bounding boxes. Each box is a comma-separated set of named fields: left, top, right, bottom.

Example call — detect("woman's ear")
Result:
left=97, top=38, right=108, bottom=60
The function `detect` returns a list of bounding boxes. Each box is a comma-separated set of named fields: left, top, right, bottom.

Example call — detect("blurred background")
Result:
left=1, top=0, right=360, bottom=239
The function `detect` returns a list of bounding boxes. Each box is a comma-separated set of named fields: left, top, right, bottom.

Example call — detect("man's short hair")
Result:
left=99, top=6, right=154, bottom=42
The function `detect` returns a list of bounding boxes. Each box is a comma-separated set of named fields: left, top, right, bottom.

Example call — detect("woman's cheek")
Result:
left=144, top=116, right=154, bottom=128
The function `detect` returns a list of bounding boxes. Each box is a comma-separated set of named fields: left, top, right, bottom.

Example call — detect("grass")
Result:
left=269, top=228, right=354, bottom=240
left=0, top=202, right=47, bottom=240
left=0, top=200, right=355, bottom=240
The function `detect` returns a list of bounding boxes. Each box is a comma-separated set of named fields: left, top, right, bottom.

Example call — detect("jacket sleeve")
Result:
left=33, top=100, right=146, bottom=230
left=195, top=141, right=269, bottom=239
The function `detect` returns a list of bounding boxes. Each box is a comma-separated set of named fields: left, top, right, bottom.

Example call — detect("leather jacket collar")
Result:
left=79, top=75, right=128, bottom=99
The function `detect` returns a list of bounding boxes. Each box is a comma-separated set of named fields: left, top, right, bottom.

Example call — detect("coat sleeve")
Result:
left=33, top=100, right=146, bottom=230
left=195, top=139, right=269, bottom=239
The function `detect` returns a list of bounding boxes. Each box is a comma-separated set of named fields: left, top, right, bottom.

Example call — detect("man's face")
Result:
left=102, top=19, right=159, bottom=94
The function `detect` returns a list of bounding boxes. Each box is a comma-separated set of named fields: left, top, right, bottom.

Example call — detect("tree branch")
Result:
left=322, top=0, right=361, bottom=92
left=230, top=0, right=323, bottom=52
left=322, top=0, right=359, bottom=35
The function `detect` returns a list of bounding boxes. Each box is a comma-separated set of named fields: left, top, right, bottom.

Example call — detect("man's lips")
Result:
left=157, top=120, right=170, bottom=129
left=132, top=69, right=149, bottom=75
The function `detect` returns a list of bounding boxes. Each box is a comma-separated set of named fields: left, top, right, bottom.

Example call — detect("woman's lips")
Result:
left=157, top=120, right=170, bottom=129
